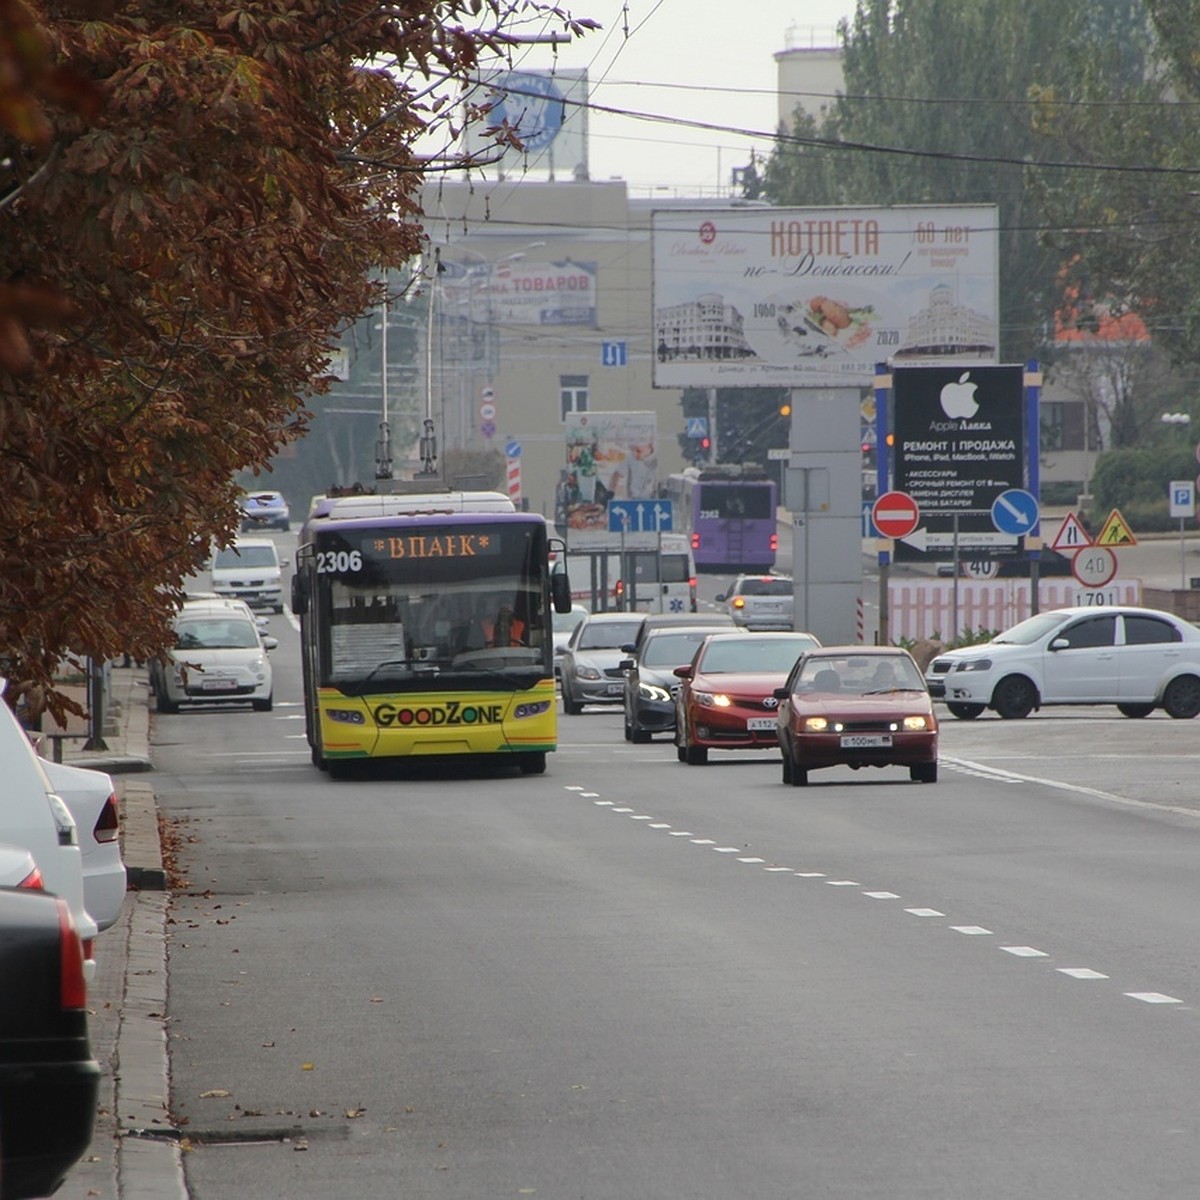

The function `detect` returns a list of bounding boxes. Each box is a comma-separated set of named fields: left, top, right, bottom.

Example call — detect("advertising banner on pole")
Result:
left=562, top=412, right=658, bottom=548
left=891, top=364, right=1026, bottom=562
left=651, top=205, right=999, bottom=388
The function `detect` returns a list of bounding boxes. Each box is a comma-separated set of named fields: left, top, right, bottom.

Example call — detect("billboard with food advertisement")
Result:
left=651, top=205, right=999, bottom=388
left=560, top=412, right=658, bottom=548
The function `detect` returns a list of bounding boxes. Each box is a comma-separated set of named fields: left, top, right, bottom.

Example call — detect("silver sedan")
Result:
left=560, top=612, right=646, bottom=713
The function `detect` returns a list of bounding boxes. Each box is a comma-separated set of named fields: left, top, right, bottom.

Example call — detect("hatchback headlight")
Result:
left=902, top=715, right=931, bottom=731
left=955, top=658, right=992, bottom=672
left=802, top=716, right=829, bottom=732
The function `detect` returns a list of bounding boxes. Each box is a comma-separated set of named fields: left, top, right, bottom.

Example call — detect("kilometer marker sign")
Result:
left=873, top=491, right=920, bottom=540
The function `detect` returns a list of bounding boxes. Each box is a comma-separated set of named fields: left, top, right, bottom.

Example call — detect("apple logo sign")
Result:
left=939, top=371, right=979, bottom=420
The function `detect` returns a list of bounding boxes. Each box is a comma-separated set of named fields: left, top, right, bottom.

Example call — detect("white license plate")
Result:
left=605, top=684, right=623, bottom=696
left=200, top=678, right=236, bottom=692
left=747, top=717, right=777, bottom=731
left=840, top=734, right=892, bottom=749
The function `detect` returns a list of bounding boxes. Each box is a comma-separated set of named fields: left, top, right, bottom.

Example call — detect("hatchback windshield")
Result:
left=175, top=618, right=260, bottom=650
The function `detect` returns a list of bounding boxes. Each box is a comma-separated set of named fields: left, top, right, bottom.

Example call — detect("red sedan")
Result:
left=774, top=646, right=938, bottom=785
left=673, top=631, right=821, bottom=765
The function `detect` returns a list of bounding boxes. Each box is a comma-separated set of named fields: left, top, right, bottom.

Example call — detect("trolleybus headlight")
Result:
left=514, top=700, right=551, bottom=719
left=327, top=708, right=366, bottom=725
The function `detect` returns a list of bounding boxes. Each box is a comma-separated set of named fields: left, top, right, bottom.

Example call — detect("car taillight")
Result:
left=94, top=792, right=120, bottom=844
left=770, top=532, right=778, bottom=552
left=56, top=898, right=88, bottom=1010
left=17, top=866, right=44, bottom=890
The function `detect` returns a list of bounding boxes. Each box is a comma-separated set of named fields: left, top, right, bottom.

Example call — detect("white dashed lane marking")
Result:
left=560, top=784, right=1192, bottom=1013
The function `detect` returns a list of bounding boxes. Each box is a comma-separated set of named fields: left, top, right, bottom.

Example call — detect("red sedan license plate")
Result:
left=840, top=734, right=891, bottom=749
left=747, top=717, right=777, bottom=731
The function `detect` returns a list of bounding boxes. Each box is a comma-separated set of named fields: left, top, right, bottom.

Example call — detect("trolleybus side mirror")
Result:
left=551, top=569, right=572, bottom=614
left=291, top=575, right=308, bottom=616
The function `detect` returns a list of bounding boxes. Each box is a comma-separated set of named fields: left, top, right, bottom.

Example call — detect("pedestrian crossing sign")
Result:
left=1049, top=511, right=1092, bottom=551
left=1096, top=507, right=1138, bottom=547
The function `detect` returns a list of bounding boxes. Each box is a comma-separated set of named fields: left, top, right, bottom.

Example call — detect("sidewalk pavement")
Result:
left=55, top=665, right=187, bottom=1200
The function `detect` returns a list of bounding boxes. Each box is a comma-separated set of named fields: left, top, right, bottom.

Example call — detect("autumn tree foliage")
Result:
left=0, top=0, right=593, bottom=717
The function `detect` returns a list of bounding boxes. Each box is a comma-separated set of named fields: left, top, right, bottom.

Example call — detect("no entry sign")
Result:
left=873, top=491, right=920, bottom=540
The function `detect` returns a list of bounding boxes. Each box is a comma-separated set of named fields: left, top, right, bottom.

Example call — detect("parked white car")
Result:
left=0, top=842, right=42, bottom=889
left=155, top=597, right=277, bottom=713
left=0, top=682, right=98, bottom=975
left=925, top=605, right=1200, bottom=720
left=41, top=759, right=127, bottom=931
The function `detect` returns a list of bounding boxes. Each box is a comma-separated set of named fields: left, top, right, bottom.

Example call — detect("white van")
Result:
left=561, top=534, right=696, bottom=615
left=210, top=537, right=286, bottom=613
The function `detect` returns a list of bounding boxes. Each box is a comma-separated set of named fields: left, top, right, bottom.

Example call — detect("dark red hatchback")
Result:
left=773, top=646, right=938, bottom=786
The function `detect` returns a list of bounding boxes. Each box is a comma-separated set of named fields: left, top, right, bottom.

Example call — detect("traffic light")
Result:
left=695, top=435, right=712, bottom=464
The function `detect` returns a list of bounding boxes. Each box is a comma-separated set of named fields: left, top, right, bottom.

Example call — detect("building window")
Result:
left=561, top=375, right=589, bottom=420
left=1041, top=402, right=1065, bottom=452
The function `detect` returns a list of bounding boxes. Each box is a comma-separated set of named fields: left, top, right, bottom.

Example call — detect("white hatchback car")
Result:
left=926, top=605, right=1200, bottom=720
left=156, top=597, right=277, bottom=713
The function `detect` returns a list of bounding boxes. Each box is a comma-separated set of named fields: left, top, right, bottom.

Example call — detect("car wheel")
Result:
left=252, top=696, right=273, bottom=712
left=519, top=752, right=547, bottom=775
left=946, top=702, right=985, bottom=720
left=790, top=762, right=808, bottom=787
left=781, top=753, right=793, bottom=784
left=685, top=744, right=708, bottom=765
left=631, top=726, right=651, bottom=744
left=623, top=711, right=633, bottom=742
left=156, top=691, right=179, bottom=715
left=562, top=689, right=583, bottom=715
left=1162, top=674, right=1200, bottom=719
left=991, top=675, right=1036, bottom=720
left=910, top=761, right=938, bottom=783
left=310, top=742, right=326, bottom=770
left=1117, top=703, right=1155, bottom=719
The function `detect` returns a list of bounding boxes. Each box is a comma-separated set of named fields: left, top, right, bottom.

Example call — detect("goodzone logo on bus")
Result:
left=373, top=701, right=505, bottom=727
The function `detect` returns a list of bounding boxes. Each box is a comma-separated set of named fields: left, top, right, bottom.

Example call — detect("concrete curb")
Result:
left=58, top=667, right=189, bottom=1199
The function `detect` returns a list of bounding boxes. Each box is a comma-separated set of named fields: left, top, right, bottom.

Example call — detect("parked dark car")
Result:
left=0, top=887, right=100, bottom=1200
left=622, top=619, right=740, bottom=742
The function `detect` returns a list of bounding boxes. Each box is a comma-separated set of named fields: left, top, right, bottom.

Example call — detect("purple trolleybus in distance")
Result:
left=662, top=467, right=778, bottom=574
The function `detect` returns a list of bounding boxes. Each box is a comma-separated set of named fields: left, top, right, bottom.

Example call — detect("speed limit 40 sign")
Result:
left=1072, top=545, right=1117, bottom=588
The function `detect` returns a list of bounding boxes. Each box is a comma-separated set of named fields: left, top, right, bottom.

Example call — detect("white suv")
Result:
left=155, top=598, right=277, bottom=713
left=210, top=537, right=286, bottom=613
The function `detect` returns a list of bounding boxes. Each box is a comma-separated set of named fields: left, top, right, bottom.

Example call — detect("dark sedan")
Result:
left=774, top=646, right=938, bottom=786
left=622, top=623, right=740, bottom=742
left=0, top=887, right=100, bottom=1200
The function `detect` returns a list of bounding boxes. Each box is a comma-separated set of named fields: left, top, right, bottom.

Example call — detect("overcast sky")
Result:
left=468, top=0, right=856, bottom=196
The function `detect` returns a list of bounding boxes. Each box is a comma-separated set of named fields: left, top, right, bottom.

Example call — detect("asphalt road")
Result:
left=145, top=594, right=1200, bottom=1199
